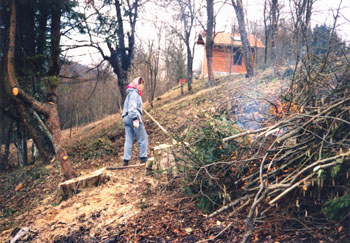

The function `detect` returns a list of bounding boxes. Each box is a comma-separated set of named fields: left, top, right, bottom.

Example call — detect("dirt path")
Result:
left=28, top=168, right=160, bottom=242
left=0, top=113, right=170, bottom=242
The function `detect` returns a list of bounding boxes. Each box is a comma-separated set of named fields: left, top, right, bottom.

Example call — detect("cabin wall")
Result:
left=202, top=46, right=247, bottom=77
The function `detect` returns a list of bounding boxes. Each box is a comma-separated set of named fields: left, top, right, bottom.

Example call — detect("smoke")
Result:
left=224, top=76, right=288, bottom=131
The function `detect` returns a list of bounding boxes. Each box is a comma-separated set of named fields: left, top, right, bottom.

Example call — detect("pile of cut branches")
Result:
left=174, top=113, right=244, bottom=213
left=233, top=93, right=350, bottom=241
left=175, top=58, right=350, bottom=241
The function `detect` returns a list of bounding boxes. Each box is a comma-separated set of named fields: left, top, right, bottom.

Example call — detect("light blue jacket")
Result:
left=122, top=87, right=148, bottom=161
left=122, top=88, right=143, bottom=122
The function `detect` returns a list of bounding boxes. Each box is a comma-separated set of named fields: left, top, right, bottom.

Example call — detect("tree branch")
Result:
left=13, top=88, right=50, bottom=116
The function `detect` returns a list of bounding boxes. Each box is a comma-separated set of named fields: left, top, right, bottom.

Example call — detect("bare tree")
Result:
left=175, top=0, right=197, bottom=92
left=163, top=37, right=187, bottom=93
left=59, top=63, right=119, bottom=130
left=289, top=0, right=316, bottom=58
left=206, top=0, right=215, bottom=85
left=81, top=0, right=143, bottom=102
left=161, top=0, right=200, bottom=92
left=264, top=0, right=281, bottom=67
left=270, top=0, right=279, bottom=65
left=231, top=0, right=255, bottom=77
left=263, top=1, right=271, bottom=66
left=144, top=28, right=162, bottom=107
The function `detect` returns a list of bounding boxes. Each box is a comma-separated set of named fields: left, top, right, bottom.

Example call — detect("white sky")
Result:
left=62, top=0, right=350, bottom=66
left=215, top=0, right=350, bottom=39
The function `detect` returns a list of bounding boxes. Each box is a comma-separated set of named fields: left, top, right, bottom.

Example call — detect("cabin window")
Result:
left=233, top=50, right=242, bottom=66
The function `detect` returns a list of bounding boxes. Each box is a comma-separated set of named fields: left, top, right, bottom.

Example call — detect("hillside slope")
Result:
left=0, top=71, right=307, bottom=242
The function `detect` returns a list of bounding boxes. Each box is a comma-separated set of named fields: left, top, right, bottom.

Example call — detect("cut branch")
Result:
left=13, top=87, right=50, bottom=116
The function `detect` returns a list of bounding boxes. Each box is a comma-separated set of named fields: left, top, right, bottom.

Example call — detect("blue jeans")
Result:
left=123, top=115, right=148, bottom=161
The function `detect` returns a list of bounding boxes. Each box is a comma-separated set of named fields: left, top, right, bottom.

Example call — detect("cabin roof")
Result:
left=197, top=31, right=265, bottom=48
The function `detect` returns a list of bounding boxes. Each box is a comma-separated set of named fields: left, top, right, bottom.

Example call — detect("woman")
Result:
left=122, top=77, right=148, bottom=166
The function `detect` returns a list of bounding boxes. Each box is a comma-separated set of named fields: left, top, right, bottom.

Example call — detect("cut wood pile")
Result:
left=171, top=61, right=350, bottom=241
left=232, top=94, right=350, bottom=241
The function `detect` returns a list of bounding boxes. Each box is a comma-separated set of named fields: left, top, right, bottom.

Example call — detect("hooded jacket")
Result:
left=122, top=87, right=143, bottom=122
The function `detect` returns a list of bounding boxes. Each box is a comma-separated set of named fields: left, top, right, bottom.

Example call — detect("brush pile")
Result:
left=175, top=58, right=350, bottom=241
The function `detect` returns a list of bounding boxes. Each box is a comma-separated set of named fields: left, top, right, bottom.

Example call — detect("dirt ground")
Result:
left=1, top=72, right=300, bottom=242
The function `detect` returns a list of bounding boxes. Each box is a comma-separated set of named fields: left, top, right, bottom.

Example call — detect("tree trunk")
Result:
left=186, top=43, right=193, bottom=92
left=4, top=0, right=77, bottom=180
left=115, top=67, right=129, bottom=103
left=45, top=0, right=78, bottom=179
left=14, top=122, right=28, bottom=168
left=232, top=0, right=255, bottom=77
left=206, top=0, right=214, bottom=85
left=84, top=0, right=140, bottom=103
left=263, top=0, right=270, bottom=66
left=150, top=66, right=157, bottom=106
left=2, top=0, right=55, bottom=161
left=3, top=121, right=13, bottom=167
left=292, top=0, right=314, bottom=59
left=37, top=0, right=49, bottom=58
left=181, top=81, right=184, bottom=95
left=301, top=0, right=313, bottom=53
left=0, top=110, right=4, bottom=163
left=105, top=0, right=139, bottom=103
left=18, top=0, right=35, bottom=59
left=20, top=108, right=55, bottom=161
left=31, top=143, right=39, bottom=164
left=59, top=168, right=110, bottom=198
left=270, top=0, right=278, bottom=68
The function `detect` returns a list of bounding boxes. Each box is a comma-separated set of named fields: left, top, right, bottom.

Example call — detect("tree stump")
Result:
left=58, top=168, right=110, bottom=198
left=147, top=144, right=177, bottom=176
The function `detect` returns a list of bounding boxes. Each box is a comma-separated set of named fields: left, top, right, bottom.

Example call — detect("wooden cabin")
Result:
left=197, top=32, right=264, bottom=76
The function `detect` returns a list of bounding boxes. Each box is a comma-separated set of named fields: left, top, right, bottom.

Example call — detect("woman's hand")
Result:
left=133, top=119, right=140, bottom=128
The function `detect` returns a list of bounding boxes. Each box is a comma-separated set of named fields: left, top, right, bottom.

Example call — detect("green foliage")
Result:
left=331, top=164, right=341, bottom=178
left=73, top=137, right=118, bottom=160
left=323, top=194, right=350, bottom=222
left=197, top=195, right=216, bottom=213
left=60, top=86, right=72, bottom=93
left=26, top=166, right=48, bottom=180
left=180, top=114, right=241, bottom=213
left=43, top=76, right=60, bottom=89
left=190, top=114, right=239, bottom=163
left=180, top=101, right=189, bottom=108
left=312, top=24, right=343, bottom=55
left=0, top=208, right=17, bottom=218
left=69, top=121, right=123, bottom=160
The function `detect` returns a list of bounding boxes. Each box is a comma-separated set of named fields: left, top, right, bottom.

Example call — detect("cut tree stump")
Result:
left=58, top=168, right=110, bottom=198
left=146, top=144, right=177, bottom=176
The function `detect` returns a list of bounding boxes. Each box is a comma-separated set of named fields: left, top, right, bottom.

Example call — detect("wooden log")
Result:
left=58, top=168, right=109, bottom=197
left=106, top=163, right=146, bottom=170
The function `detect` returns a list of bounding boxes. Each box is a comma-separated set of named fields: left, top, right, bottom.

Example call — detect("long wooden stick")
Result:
left=143, top=109, right=169, bottom=135
left=106, top=163, right=146, bottom=170
left=222, top=127, right=269, bottom=142
left=143, top=109, right=177, bottom=144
